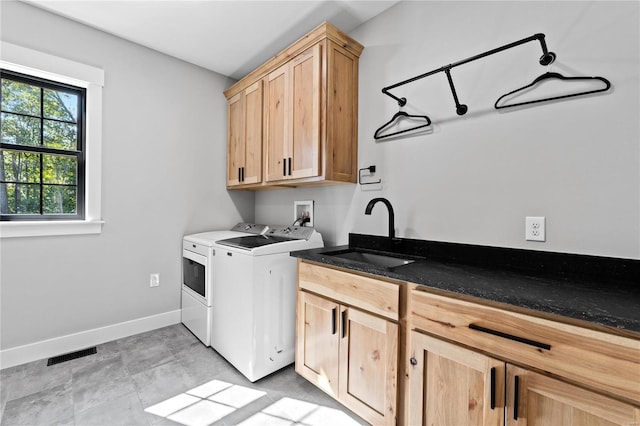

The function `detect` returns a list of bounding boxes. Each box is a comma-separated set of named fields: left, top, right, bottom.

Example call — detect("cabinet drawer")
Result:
left=298, top=261, right=399, bottom=321
left=410, top=289, right=640, bottom=404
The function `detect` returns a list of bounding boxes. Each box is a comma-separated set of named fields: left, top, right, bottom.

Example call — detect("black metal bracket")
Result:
left=381, top=33, right=556, bottom=115
left=359, top=165, right=381, bottom=185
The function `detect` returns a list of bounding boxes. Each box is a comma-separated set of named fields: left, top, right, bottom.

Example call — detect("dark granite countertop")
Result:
left=291, top=234, right=640, bottom=335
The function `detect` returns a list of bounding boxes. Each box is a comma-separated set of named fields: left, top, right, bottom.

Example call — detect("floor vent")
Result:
left=47, top=347, right=97, bottom=366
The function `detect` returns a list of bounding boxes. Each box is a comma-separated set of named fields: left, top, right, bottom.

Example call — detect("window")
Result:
left=0, top=42, right=104, bottom=238
left=1, top=70, right=86, bottom=220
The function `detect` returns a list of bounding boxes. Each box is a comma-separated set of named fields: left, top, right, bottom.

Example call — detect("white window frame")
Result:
left=0, top=42, right=104, bottom=238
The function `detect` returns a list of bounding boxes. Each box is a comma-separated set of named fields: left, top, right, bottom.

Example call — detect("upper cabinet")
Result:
left=227, top=81, right=263, bottom=186
left=224, top=22, right=363, bottom=190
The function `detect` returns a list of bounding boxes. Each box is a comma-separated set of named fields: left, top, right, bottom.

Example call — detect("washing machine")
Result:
left=212, top=225, right=324, bottom=381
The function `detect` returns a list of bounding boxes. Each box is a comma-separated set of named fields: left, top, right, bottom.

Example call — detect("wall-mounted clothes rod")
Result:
left=381, top=33, right=556, bottom=116
left=375, top=32, right=612, bottom=140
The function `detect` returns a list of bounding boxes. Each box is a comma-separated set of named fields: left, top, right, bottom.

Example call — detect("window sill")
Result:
left=0, top=220, right=104, bottom=239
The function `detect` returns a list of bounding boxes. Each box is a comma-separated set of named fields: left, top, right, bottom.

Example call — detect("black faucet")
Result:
left=364, top=197, right=395, bottom=239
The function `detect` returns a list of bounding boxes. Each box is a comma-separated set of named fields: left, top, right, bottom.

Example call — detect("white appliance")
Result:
left=181, top=223, right=267, bottom=345
left=213, top=226, right=324, bottom=382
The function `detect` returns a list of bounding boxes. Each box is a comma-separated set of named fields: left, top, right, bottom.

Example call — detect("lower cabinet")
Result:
left=296, top=291, right=340, bottom=397
left=296, top=290, right=398, bottom=425
left=505, top=365, right=640, bottom=426
left=294, top=262, right=639, bottom=425
left=409, top=331, right=640, bottom=426
left=408, top=331, right=504, bottom=426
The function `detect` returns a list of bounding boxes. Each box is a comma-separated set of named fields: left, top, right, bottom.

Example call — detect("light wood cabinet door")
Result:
left=295, top=291, right=340, bottom=398
left=264, top=66, right=289, bottom=182
left=408, top=331, right=505, bottom=426
left=325, top=40, right=358, bottom=182
left=226, top=92, right=244, bottom=186
left=242, top=81, right=262, bottom=184
left=226, top=81, right=262, bottom=187
left=289, top=44, right=320, bottom=179
left=265, top=45, right=320, bottom=182
left=506, top=365, right=640, bottom=426
left=339, top=307, right=398, bottom=425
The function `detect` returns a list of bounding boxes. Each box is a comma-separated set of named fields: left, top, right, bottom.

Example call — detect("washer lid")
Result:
left=183, top=223, right=268, bottom=247
left=216, top=235, right=291, bottom=250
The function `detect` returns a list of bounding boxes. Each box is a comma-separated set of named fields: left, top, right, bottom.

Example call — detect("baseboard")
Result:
left=0, top=309, right=181, bottom=370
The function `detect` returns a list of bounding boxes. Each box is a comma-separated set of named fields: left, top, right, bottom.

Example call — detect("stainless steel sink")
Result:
left=324, top=249, right=420, bottom=269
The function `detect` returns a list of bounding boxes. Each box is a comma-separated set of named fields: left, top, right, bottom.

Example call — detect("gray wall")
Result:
left=0, top=2, right=254, bottom=350
left=255, top=1, right=640, bottom=259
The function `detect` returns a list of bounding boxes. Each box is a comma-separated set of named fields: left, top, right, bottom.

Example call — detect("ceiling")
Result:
left=24, top=0, right=398, bottom=80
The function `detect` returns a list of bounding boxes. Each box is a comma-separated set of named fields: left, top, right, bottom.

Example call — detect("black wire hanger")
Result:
left=374, top=110, right=432, bottom=140
left=494, top=71, right=611, bottom=109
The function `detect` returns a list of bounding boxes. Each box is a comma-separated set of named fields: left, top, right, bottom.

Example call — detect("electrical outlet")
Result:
left=150, top=273, right=160, bottom=287
left=525, top=216, right=546, bottom=242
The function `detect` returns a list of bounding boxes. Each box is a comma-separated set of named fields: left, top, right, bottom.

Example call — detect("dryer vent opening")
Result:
left=47, top=347, right=97, bottom=366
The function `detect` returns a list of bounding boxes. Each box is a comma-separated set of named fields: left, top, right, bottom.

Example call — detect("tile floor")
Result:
left=0, top=324, right=367, bottom=426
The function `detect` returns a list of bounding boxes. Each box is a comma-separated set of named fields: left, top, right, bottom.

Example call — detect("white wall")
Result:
left=255, top=1, right=640, bottom=258
left=0, top=2, right=254, bottom=353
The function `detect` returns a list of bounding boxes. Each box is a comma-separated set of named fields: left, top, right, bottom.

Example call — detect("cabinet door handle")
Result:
left=513, top=375, right=520, bottom=420
left=490, top=367, right=496, bottom=410
left=283, top=158, right=287, bottom=176
left=469, top=324, right=551, bottom=350
left=341, top=310, right=347, bottom=338
left=241, top=167, right=244, bottom=182
left=331, top=308, right=337, bottom=335
left=238, top=167, right=241, bottom=182
left=288, top=157, right=292, bottom=175
left=410, top=357, right=417, bottom=366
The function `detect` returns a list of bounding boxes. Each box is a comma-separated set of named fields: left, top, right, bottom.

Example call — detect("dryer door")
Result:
left=182, top=249, right=208, bottom=302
